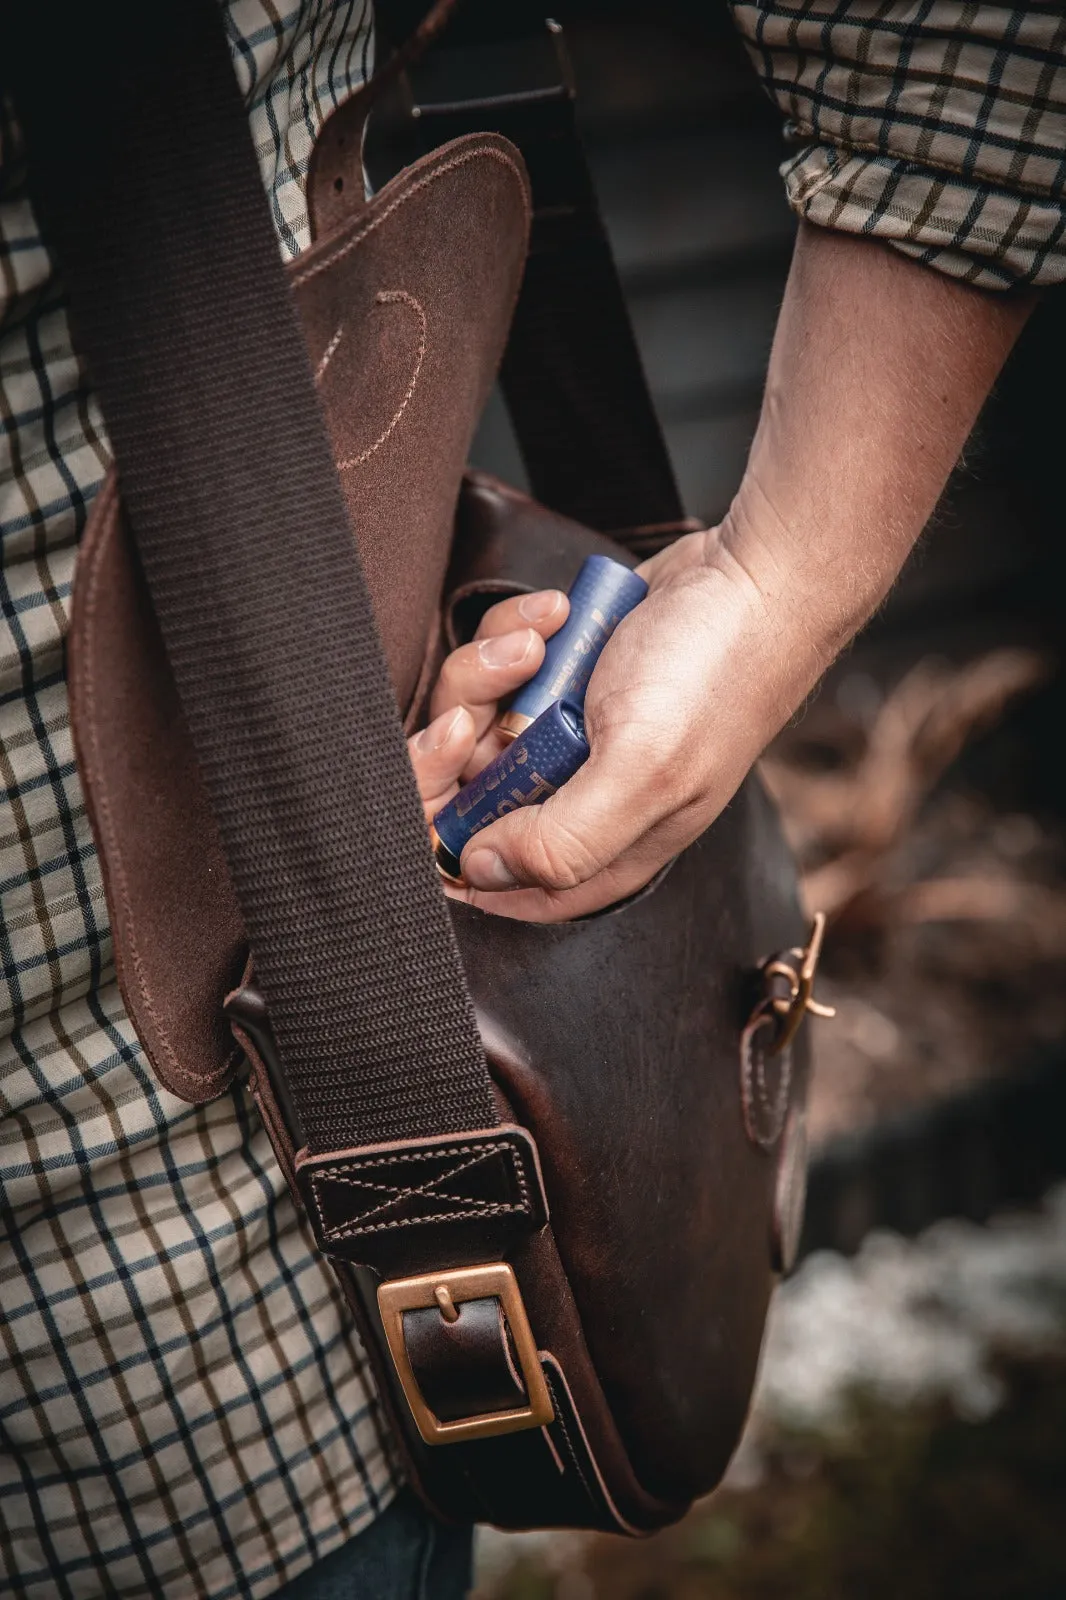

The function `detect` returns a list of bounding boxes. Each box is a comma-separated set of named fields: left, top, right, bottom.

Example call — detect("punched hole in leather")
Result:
left=403, top=1294, right=528, bottom=1422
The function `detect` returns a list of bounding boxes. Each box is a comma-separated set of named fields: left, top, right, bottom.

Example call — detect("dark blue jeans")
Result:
left=273, top=1493, right=473, bottom=1600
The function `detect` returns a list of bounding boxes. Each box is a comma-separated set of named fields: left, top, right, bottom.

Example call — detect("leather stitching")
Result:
left=307, top=1137, right=534, bottom=1242
left=318, top=1205, right=523, bottom=1242
left=336, top=290, right=427, bottom=470
left=542, top=1369, right=599, bottom=1511
left=309, top=1145, right=531, bottom=1242
left=316, top=1147, right=509, bottom=1226
left=77, top=477, right=239, bottom=1096
left=740, top=1011, right=792, bottom=1150
left=291, top=143, right=530, bottom=289
left=313, top=323, right=345, bottom=383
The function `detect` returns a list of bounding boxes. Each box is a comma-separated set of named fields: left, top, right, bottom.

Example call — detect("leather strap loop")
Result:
left=295, top=1127, right=549, bottom=1274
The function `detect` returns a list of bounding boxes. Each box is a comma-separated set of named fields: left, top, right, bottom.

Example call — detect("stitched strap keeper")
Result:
left=295, top=1126, right=549, bottom=1274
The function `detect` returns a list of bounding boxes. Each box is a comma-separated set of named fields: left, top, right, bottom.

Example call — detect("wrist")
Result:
left=718, top=462, right=917, bottom=677
left=645, top=533, right=834, bottom=764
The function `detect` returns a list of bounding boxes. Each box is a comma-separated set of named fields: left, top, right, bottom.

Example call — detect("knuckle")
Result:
left=433, top=647, right=480, bottom=709
left=651, top=760, right=694, bottom=813
left=518, top=815, right=603, bottom=892
left=437, top=644, right=471, bottom=688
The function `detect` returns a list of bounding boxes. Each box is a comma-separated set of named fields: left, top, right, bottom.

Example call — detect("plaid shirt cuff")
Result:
left=730, top=3, right=1066, bottom=291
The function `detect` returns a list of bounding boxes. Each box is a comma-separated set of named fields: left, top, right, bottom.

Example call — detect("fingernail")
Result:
left=479, top=630, right=535, bottom=668
left=462, top=849, right=519, bottom=891
left=518, top=590, right=564, bottom=624
left=416, top=707, right=465, bottom=752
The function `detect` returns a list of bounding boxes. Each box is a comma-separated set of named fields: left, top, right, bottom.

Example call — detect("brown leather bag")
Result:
left=8, top=0, right=817, bottom=1535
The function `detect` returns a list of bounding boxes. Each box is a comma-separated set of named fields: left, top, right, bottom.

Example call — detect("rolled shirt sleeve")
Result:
left=729, top=3, right=1066, bottom=290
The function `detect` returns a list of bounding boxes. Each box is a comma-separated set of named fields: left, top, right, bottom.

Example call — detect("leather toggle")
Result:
left=295, top=1125, right=549, bottom=1274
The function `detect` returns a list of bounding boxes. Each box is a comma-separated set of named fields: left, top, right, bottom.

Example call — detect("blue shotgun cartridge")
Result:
left=431, top=699, right=590, bottom=883
left=498, top=555, right=648, bottom=739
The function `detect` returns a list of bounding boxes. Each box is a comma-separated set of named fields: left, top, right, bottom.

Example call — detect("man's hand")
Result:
left=441, top=224, right=1034, bottom=921
left=441, top=528, right=805, bottom=919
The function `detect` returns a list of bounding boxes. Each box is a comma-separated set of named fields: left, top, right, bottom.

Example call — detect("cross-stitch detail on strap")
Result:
left=295, top=1125, right=549, bottom=1269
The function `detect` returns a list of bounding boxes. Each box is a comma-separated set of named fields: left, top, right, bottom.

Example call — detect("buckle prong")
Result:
left=433, top=1283, right=460, bottom=1323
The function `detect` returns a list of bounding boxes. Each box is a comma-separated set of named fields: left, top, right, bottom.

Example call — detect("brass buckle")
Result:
left=761, top=911, right=836, bottom=1057
left=377, top=1263, right=554, bottom=1445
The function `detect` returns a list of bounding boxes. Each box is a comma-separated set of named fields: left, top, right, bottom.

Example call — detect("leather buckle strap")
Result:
left=378, top=1263, right=554, bottom=1443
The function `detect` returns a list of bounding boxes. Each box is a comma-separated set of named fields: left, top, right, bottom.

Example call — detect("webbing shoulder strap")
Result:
left=373, top=4, right=690, bottom=539
left=2, top=2, right=498, bottom=1159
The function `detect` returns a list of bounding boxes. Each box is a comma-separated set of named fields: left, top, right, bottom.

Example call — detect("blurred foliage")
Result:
left=480, top=1353, right=1066, bottom=1600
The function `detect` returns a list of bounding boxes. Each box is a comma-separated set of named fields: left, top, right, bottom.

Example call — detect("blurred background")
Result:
left=389, top=3, right=1066, bottom=1592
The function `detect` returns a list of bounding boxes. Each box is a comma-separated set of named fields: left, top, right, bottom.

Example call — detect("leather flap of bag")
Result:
left=68, top=134, right=531, bottom=1104
left=290, top=132, right=530, bottom=709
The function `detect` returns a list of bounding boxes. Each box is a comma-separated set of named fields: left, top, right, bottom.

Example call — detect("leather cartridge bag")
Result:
left=5, top=1, right=818, bottom=1535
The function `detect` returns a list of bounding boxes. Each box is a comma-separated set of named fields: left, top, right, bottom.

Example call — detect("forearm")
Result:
left=718, top=222, right=1034, bottom=711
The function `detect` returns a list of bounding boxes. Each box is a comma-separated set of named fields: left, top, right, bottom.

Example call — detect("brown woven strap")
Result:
left=2, top=0, right=498, bottom=1156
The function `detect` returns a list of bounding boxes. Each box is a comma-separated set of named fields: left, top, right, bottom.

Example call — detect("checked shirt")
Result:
left=0, top=6, right=397, bottom=1599
left=1, top=1, right=1064, bottom=1598
left=731, top=3, right=1066, bottom=290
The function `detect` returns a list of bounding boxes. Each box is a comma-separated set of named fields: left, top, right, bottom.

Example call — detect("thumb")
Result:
left=458, top=733, right=659, bottom=893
